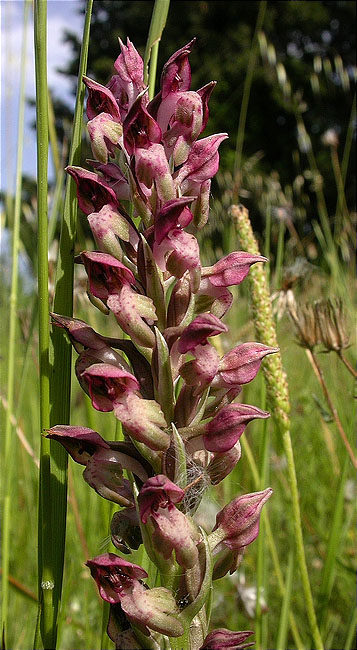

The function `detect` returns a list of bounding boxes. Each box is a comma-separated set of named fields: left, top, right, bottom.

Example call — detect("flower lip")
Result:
left=154, top=196, right=195, bottom=245
left=86, top=552, right=148, bottom=602
left=65, top=166, right=118, bottom=215
left=138, top=474, right=185, bottom=524
left=81, top=363, right=140, bottom=411
left=83, top=76, right=121, bottom=122
left=45, top=425, right=110, bottom=465
left=81, top=251, right=135, bottom=282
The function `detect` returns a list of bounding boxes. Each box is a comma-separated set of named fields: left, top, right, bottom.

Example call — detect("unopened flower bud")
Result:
left=203, top=403, right=270, bottom=453
left=210, top=488, right=273, bottom=552
left=200, top=628, right=254, bottom=650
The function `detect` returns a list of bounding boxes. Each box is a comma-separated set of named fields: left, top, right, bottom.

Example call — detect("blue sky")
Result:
left=1, top=0, right=83, bottom=194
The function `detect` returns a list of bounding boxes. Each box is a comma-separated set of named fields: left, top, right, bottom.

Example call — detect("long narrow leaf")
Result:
left=34, top=0, right=53, bottom=646
left=143, top=0, right=170, bottom=97
left=48, top=1, right=93, bottom=642
left=276, top=550, right=294, bottom=650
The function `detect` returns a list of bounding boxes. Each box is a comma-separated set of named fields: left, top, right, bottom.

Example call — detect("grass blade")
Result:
left=48, top=0, right=93, bottom=642
left=276, top=550, right=294, bottom=650
left=318, top=455, right=349, bottom=636
left=143, top=0, right=170, bottom=98
left=344, top=607, right=357, bottom=650
left=34, top=0, right=54, bottom=646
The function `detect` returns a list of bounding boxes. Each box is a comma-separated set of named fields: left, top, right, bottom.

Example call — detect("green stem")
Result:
left=232, top=204, right=324, bottom=650
left=34, top=0, right=54, bottom=647
left=1, top=2, right=30, bottom=645
left=344, top=607, right=357, bottom=650
left=283, top=432, right=324, bottom=649
left=255, top=379, right=269, bottom=650
left=274, top=218, right=285, bottom=290
left=148, top=40, right=160, bottom=100
left=143, top=0, right=170, bottom=90
left=318, top=456, right=349, bottom=636
left=276, top=550, right=294, bottom=650
left=340, top=94, right=356, bottom=186
left=48, top=2, right=93, bottom=644
left=48, top=90, right=61, bottom=180
left=306, top=349, right=356, bottom=468
left=233, top=0, right=267, bottom=200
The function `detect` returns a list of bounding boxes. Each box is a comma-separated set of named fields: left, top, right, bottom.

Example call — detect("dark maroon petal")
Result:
left=82, top=363, right=139, bottom=412
left=197, top=81, right=217, bottom=132
left=50, top=313, right=107, bottom=351
left=66, top=166, right=118, bottom=215
left=81, top=251, right=135, bottom=303
left=123, top=93, right=162, bottom=155
left=86, top=553, right=147, bottom=603
left=160, top=38, right=196, bottom=98
left=46, top=425, right=109, bottom=465
left=178, top=313, right=228, bottom=354
left=83, top=76, right=121, bottom=121
left=154, top=196, right=194, bottom=245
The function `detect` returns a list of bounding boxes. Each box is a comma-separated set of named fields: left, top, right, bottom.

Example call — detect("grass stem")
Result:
left=305, top=349, right=356, bottom=468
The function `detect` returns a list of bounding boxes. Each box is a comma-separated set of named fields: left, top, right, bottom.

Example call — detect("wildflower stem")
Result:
left=305, top=349, right=357, bottom=467
left=48, top=2, right=93, bottom=641
left=1, top=1, right=30, bottom=642
left=143, top=0, right=170, bottom=93
left=232, top=203, right=324, bottom=650
left=255, top=380, right=269, bottom=650
left=34, top=0, right=55, bottom=646
left=337, top=350, right=357, bottom=379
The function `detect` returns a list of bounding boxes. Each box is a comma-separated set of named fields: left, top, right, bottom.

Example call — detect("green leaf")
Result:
left=153, top=327, right=175, bottom=423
